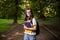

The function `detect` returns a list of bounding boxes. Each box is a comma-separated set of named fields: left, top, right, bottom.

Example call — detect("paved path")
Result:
left=0, top=24, right=59, bottom=40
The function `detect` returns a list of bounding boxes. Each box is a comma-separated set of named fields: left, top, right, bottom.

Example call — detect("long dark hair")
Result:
left=24, top=8, right=34, bottom=21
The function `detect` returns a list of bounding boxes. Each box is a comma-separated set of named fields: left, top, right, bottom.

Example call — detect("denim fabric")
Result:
left=24, top=33, right=36, bottom=40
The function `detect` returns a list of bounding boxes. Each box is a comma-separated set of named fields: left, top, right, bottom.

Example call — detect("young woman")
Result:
left=24, top=8, right=37, bottom=40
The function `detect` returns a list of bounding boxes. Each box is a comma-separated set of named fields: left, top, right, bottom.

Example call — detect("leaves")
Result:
left=0, top=0, right=59, bottom=20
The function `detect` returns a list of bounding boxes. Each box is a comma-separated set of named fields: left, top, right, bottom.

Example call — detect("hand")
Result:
left=24, top=25, right=28, bottom=29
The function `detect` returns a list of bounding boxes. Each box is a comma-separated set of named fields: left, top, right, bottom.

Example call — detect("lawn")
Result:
left=0, top=18, right=59, bottom=33
left=0, top=19, right=24, bottom=33
left=38, top=17, right=60, bottom=26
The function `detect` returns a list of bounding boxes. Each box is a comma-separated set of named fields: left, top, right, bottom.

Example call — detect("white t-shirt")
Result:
left=32, top=18, right=37, bottom=25
left=24, top=18, right=37, bottom=35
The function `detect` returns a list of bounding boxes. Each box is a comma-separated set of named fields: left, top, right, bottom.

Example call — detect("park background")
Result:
left=0, top=0, right=60, bottom=40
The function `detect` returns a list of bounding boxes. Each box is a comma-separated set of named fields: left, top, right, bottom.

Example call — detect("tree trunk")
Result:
left=40, top=10, right=46, bottom=20
left=13, top=0, right=18, bottom=23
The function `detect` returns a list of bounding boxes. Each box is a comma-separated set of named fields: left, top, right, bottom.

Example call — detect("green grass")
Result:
left=0, top=19, right=24, bottom=24
left=18, top=19, right=24, bottom=22
left=0, top=19, right=13, bottom=24
left=39, top=17, right=60, bottom=26
left=1, top=18, right=59, bottom=33
left=0, top=24, right=15, bottom=32
left=0, top=19, right=24, bottom=33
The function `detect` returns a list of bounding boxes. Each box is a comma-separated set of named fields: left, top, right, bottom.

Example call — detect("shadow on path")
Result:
left=0, top=24, right=59, bottom=40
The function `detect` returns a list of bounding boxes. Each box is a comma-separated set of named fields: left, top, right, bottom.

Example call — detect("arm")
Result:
left=24, top=18, right=37, bottom=31
left=23, top=23, right=36, bottom=30
left=24, top=25, right=36, bottom=31
left=28, top=18, right=37, bottom=30
left=23, top=24, right=27, bottom=29
left=27, top=25, right=36, bottom=30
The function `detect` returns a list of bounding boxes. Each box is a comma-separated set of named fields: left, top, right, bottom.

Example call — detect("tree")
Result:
left=0, top=0, right=24, bottom=23
left=30, top=0, right=58, bottom=20
left=13, top=0, right=18, bottom=23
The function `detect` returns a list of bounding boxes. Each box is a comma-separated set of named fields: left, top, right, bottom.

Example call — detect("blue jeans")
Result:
left=24, top=33, right=36, bottom=40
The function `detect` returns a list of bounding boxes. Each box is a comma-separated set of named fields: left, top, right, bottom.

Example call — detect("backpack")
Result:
left=31, top=20, right=40, bottom=36
left=36, top=21, right=40, bottom=36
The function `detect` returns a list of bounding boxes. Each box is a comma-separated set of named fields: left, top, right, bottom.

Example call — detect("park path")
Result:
left=0, top=23, right=59, bottom=40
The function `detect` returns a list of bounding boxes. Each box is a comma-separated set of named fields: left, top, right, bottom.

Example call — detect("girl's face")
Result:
left=26, top=10, right=31, bottom=17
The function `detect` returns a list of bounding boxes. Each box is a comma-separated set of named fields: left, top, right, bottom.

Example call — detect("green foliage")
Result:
left=44, top=5, right=57, bottom=17
left=0, top=0, right=24, bottom=19
left=0, top=0, right=15, bottom=19
left=0, top=0, right=59, bottom=20
left=30, top=0, right=58, bottom=19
